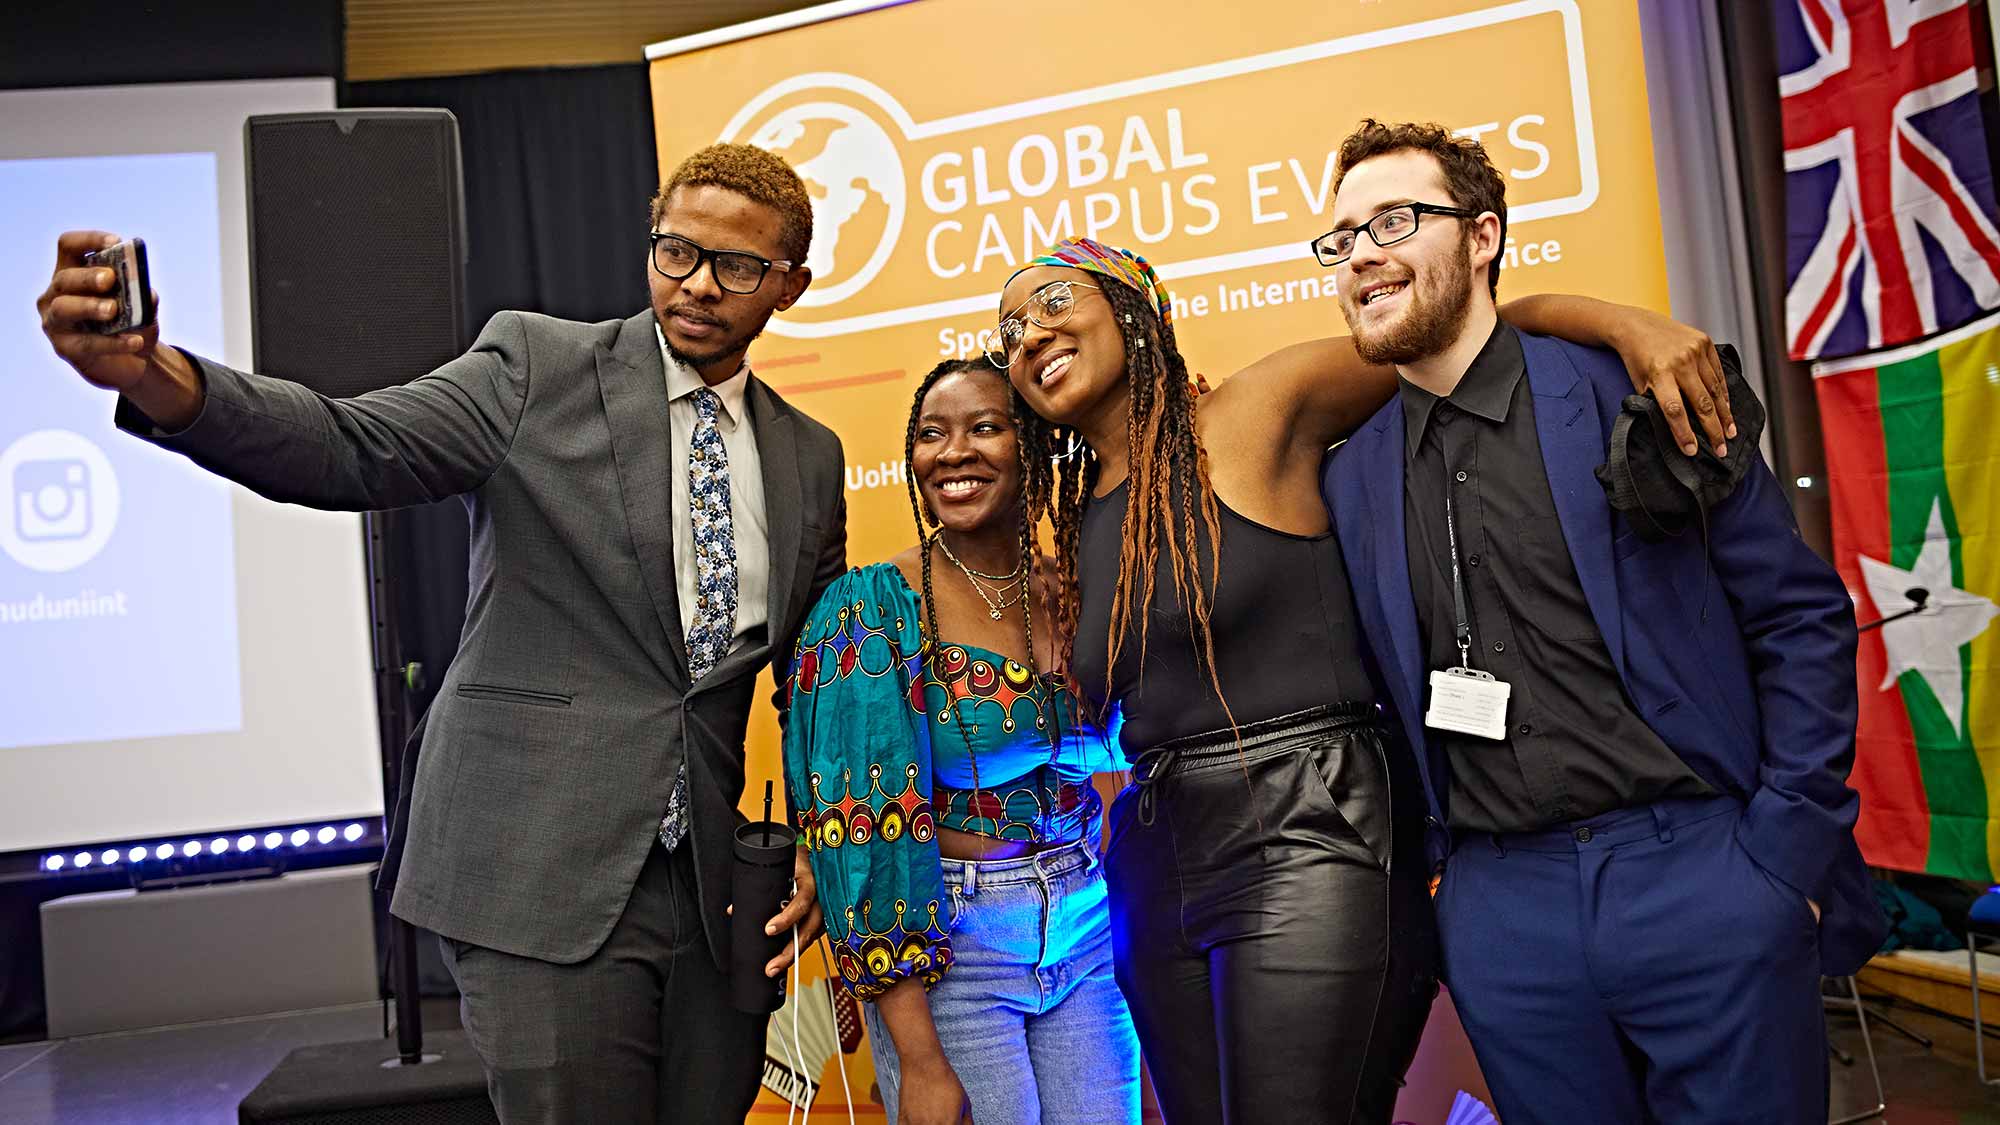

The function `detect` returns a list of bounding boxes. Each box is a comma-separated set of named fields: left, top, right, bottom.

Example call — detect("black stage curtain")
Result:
left=345, top=64, right=662, bottom=334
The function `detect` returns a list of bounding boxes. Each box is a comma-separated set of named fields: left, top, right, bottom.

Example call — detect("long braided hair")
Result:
left=1015, top=278, right=1230, bottom=727
left=902, top=358, right=1060, bottom=799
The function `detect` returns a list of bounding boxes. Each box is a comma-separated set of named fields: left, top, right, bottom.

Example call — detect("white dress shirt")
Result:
left=660, top=327, right=769, bottom=658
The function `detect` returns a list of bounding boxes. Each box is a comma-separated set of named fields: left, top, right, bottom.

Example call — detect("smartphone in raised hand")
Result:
left=82, top=238, right=153, bottom=335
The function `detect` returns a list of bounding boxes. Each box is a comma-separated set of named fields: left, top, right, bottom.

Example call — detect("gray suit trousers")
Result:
left=440, top=843, right=766, bottom=1124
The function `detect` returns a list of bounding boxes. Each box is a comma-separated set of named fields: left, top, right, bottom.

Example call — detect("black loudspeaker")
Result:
left=242, top=109, right=483, bottom=1121
left=237, top=1030, right=496, bottom=1125
left=245, top=108, right=476, bottom=922
left=245, top=109, right=467, bottom=391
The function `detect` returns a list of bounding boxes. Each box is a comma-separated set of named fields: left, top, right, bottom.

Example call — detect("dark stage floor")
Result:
left=2, top=996, right=1999, bottom=1122
left=0, top=998, right=464, bottom=1124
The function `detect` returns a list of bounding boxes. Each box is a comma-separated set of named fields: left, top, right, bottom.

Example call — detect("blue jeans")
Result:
left=864, top=838, right=1141, bottom=1125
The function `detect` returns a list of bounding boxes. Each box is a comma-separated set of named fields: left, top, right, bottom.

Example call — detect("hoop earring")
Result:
left=1051, top=430, right=1088, bottom=463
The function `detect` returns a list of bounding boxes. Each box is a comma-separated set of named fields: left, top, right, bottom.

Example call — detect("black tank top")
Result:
left=1072, top=480, right=1378, bottom=756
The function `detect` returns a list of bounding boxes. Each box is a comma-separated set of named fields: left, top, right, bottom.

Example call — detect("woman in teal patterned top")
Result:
left=783, top=359, right=1136, bottom=1125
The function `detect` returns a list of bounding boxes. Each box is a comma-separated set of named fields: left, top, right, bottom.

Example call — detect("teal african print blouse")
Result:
left=781, top=563, right=1116, bottom=1000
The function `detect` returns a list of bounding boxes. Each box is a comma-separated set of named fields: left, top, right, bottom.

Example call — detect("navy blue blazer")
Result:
left=1321, top=329, right=1886, bottom=975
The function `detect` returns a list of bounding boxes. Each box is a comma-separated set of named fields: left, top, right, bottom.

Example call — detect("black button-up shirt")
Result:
left=1401, top=322, right=1710, bottom=834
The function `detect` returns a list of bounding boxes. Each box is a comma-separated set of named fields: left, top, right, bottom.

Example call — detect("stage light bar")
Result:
left=33, top=818, right=385, bottom=879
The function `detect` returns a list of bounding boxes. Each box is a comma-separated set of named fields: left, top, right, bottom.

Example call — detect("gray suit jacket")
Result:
left=121, top=309, right=847, bottom=966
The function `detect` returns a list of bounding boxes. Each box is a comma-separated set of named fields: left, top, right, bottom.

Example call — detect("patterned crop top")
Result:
left=920, top=638, right=1111, bottom=842
left=782, top=563, right=1117, bottom=1000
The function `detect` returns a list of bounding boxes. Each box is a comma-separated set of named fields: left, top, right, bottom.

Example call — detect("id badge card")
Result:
left=1426, top=666, right=1511, bottom=741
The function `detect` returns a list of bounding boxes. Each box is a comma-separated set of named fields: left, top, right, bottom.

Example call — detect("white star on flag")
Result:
left=1857, top=498, right=1999, bottom=735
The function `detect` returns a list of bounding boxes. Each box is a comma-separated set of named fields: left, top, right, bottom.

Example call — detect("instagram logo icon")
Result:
left=0, top=430, right=121, bottom=573
left=16, top=459, right=92, bottom=541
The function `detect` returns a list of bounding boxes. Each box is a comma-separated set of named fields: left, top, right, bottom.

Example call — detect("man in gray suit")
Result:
left=35, top=143, right=848, bottom=1123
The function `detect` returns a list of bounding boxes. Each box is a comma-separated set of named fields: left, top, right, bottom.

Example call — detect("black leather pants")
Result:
left=1106, top=703, right=1437, bottom=1125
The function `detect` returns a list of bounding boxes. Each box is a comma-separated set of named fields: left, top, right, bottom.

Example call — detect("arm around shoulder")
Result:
left=1502, top=294, right=1735, bottom=456
left=1212, top=292, right=1735, bottom=460
left=1213, top=334, right=1398, bottom=454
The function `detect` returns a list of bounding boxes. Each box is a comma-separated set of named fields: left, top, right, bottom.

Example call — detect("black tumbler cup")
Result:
left=729, top=820, right=794, bottom=1014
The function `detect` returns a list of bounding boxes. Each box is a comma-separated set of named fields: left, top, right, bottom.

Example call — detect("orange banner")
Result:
left=649, top=0, right=1663, bottom=1115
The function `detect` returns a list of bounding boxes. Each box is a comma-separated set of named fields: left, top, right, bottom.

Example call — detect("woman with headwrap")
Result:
left=783, top=359, right=1141, bottom=1125
left=995, top=237, right=1727, bottom=1123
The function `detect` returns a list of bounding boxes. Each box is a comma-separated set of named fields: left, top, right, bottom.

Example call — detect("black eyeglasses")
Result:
left=649, top=233, right=795, bottom=295
left=1310, top=203, right=1478, bottom=267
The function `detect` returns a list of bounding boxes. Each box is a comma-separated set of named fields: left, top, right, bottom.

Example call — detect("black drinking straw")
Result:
left=761, top=780, right=774, bottom=845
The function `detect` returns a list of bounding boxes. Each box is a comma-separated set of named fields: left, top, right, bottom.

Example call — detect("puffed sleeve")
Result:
left=781, top=564, right=952, bottom=1001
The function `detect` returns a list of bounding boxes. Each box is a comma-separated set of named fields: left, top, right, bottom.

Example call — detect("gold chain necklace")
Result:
left=936, top=535, right=1025, bottom=620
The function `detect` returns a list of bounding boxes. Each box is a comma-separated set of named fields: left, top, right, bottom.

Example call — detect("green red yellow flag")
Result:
left=1815, top=312, right=2000, bottom=879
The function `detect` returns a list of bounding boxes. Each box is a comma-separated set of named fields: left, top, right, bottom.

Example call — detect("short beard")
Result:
left=659, top=312, right=764, bottom=375
left=1347, top=235, right=1477, bottom=366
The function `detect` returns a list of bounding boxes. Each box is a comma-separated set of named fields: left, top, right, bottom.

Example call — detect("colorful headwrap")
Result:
left=1010, top=237, right=1173, bottom=327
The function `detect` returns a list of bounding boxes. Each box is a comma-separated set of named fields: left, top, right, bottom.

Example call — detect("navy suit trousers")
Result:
left=1436, top=795, right=1827, bottom=1124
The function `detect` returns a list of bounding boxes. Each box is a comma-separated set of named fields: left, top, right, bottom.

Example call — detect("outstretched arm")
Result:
left=39, top=229, right=529, bottom=510
left=1220, top=294, right=1735, bottom=464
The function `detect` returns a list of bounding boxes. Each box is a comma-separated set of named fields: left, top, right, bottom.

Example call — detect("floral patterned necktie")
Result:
left=660, top=387, right=737, bottom=850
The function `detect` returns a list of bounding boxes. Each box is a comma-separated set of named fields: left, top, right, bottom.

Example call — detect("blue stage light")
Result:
left=32, top=821, right=376, bottom=882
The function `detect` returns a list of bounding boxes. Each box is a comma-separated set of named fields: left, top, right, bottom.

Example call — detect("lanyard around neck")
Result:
left=1444, top=486, right=1473, bottom=670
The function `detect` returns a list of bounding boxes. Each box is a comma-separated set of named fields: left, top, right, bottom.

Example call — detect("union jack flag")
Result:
left=1778, top=0, right=2000, bottom=360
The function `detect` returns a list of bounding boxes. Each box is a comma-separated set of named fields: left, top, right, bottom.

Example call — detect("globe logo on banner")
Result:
left=729, top=93, right=906, bottom=308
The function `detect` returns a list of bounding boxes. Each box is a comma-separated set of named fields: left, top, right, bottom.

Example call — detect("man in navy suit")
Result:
left=1317, top=120, right=1886, bottom=1122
